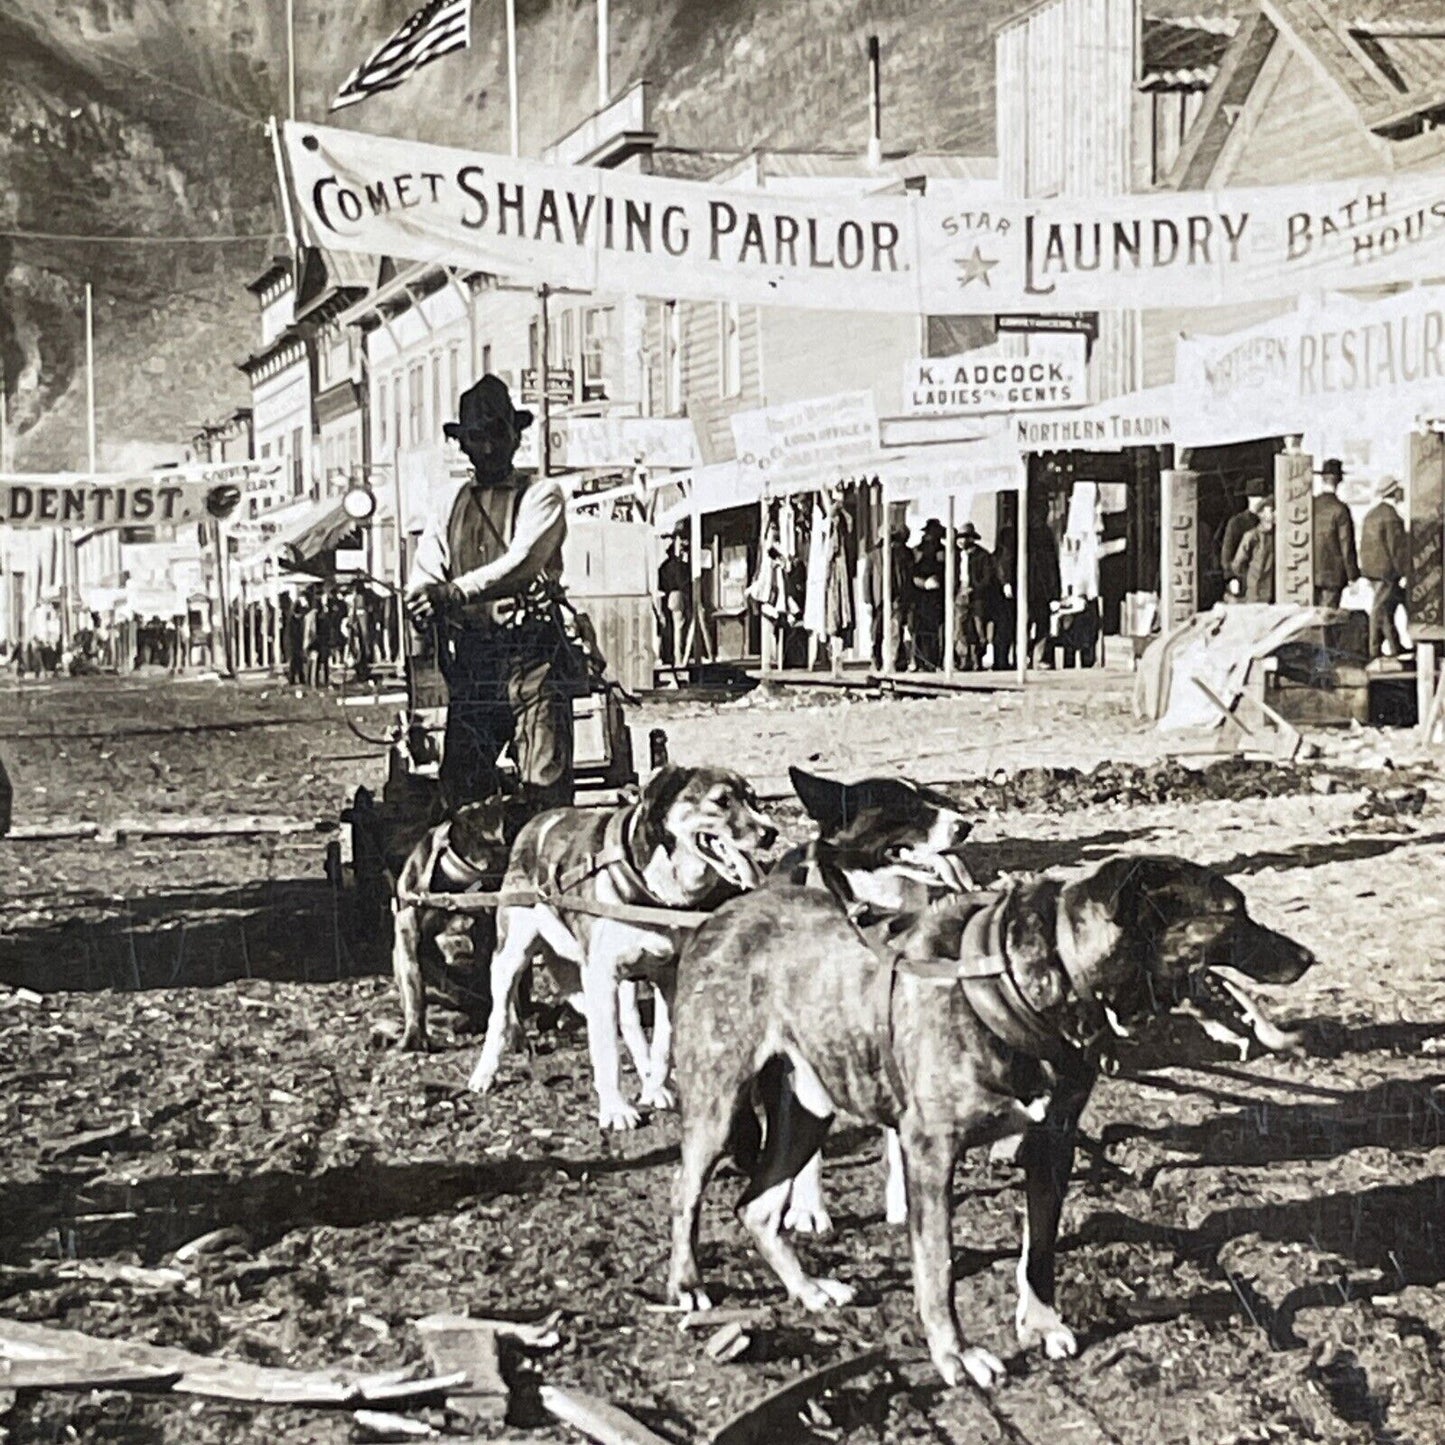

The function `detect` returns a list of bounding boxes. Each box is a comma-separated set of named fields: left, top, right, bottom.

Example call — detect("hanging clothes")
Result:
left=802, top=498, right=829, bottom=636
left=1060, top=481, right=1104, bottom=600
left=823, top=493, right=855, bottom=639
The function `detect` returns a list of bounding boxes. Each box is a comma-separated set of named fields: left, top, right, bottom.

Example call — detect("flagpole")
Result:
left=597, top=0, right=609, bottom=108
left=286, top=0, right=298, bottom=121
left=506, top=0, right=520, bottom=157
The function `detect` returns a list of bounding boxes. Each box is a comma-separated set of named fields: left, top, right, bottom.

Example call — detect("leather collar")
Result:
left=430, top=821, right=498, bottom=893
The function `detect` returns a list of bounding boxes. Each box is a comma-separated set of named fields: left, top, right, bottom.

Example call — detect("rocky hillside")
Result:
left=0, top=0, right=1238, bottom=468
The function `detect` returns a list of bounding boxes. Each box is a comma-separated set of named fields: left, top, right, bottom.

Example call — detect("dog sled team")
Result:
left=389, top=755, right=1314, bottom=1391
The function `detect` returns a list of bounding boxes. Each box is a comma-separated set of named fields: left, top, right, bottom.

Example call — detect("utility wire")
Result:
left=75, top=46, right=273, bottom=131
left=0, top=230, right=284, bottom=244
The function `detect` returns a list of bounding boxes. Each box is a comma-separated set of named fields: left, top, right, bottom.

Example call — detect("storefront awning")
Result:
left=264, top=496, right=362, bottom=573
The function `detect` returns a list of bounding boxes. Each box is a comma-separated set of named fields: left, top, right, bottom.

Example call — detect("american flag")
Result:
left=331, top=0, right=472, bottom=112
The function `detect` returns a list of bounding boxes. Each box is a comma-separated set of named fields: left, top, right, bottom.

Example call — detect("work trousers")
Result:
left=1314, top=586, right=1344, bottom=610
left=439, top=619, right=575, bottom=833
left=1368, top=578, right=1405, bottom=659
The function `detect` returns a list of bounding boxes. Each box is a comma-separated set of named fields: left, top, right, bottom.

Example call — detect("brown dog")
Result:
left=667, top=854, right=1314, bottom=1388
left=391, top=797, right=511, bottom=1052
left=468, top=765, right=775, bottom=1130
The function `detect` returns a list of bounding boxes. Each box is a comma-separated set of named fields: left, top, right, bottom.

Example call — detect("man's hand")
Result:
left=1227, top=579, right=1242, bottom=597
left=406, top=581, right=462, bottom=626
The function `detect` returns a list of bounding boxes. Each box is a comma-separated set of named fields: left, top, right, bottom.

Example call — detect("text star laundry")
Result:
left=0, top=482, right=190, bottom=527
left=307, top=169, right=907, bottom=274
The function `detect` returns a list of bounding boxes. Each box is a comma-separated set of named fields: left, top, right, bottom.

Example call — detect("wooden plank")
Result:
left=413, top=1314, right=507, bottom=1427
left=539, top=1385, right=674, bottom=1445
left=0, top=1359, right=181, bottom=1391
left=0, top=1318, right=464, bottom=1407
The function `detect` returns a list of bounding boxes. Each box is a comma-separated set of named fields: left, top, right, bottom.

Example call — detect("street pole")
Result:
left=210, top=518, right=237, bottom=678
left=85, top=283, right=96, bottom=473
left=538, top=284, right=552, bottom=477
left=597, top=0, right=610, bottom=109
left=506, top=0, right=520, bottom=157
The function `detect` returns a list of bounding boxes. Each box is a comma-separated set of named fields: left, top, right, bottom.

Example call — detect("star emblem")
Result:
left=956, top=246, right=999, bottom=288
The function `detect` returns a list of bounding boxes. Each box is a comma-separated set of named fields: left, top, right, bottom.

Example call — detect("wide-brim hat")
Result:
left=921, top=518, right=945, bottom=537
left=958, top=522, right=981, bottom=541
left=443, top=374, right=533, bottom=442
left=1318, top=458, right=1345, bottom=481
left=1244, top=476, right=1269, bottom=499
left=1374, top=474, right=1405, bottom=501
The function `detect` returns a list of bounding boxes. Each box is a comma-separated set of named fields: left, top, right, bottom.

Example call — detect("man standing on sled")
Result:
left=405, top=375, right=576, bottom=836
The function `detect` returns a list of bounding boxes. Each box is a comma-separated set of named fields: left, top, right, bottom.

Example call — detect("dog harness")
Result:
left=540, top=804, right=658, bottom=909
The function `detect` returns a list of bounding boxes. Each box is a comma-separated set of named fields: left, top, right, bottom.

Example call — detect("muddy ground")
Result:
left=3, top=672, right=1445, bottom=1445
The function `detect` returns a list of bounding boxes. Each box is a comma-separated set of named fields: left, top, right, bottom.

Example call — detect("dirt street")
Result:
left=2, top=672, right=1444, bottom=1445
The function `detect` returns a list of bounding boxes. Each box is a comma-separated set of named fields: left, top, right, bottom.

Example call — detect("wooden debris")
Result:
left=539, top=1384, right=675, bottom=1445
left=703, top=1323, right=750, bottom=1363
left=40, top=1122, right=140, bottom=1160
left=172, top=1226, right=251, bottom=1264
left=0, top=1318, right=466, bottom=1407
left=709, top=1348, right=889, bottom=1445
left=0, top=1356, right=181, bottom=1392
left=352, top=1410, right=438, bottom=1442
left=413, top=1314, right=508, bottom=1426
left=50, top=1260, right=190, bottom=1292
left=359, top=1372, right=467, bottom=1404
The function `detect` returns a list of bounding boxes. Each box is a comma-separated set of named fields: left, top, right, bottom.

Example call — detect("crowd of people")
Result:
left=279, top=580, right=383, bottom=688
left=1211, top=458, right=1411, bottom=663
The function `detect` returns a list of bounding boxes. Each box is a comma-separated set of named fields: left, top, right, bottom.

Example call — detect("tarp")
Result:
left=1134, top=603, right=1354, bottom=730
left=285, top=119, right=1445, bottom=315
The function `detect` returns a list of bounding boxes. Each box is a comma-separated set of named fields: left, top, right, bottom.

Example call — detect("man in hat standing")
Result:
left=1220, top=477, right=1270, bottom=601
left=954, top=522, right=1000, bottom=670
left=406, top=375, right=573, bottom=824
left=656, top=523, right=691, bottom=685
left=910, top=518, right=946, bottom=670
left=1360, top=475, right=1410, bottom=662
left=1313, top=459, right=1359, bottom=609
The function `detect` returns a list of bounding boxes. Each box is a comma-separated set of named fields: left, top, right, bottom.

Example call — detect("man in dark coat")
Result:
left=1313, top=458, right=1359, bottom=609
left=910, top=519, right=945, bottom=671
left=1360, top=475, right=1410, bottom=661
left=954, top=523, right=1000, bottom=670
left=1220, top=477, right=1269, bottom=600
left=1232, top=499, right=1277, bottom=604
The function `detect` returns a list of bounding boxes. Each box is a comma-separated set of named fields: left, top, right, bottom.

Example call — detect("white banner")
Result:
left=286, top=121, right=1445, bottom=314
left=730, top=391, right=881, bottom=489
left=0, top=462, right=275, bottom=531
left=548, top=415, right=699, bottom=470
left=1174, top=288, right=1445, bottom=447
left=903, top=346, right=1086, bottom=416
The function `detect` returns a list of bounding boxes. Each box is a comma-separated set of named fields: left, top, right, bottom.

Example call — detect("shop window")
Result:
left=582, top=306, right=614, bottom=400
left=719, top=301, right=742, bottom=397
left=432, top=353, right=446, bottom=438
left=448, top=342, right=462, bottom=405
left=1150, top=90, right=1203, bottom=185
left=291, top=425, right=305, bottom=496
